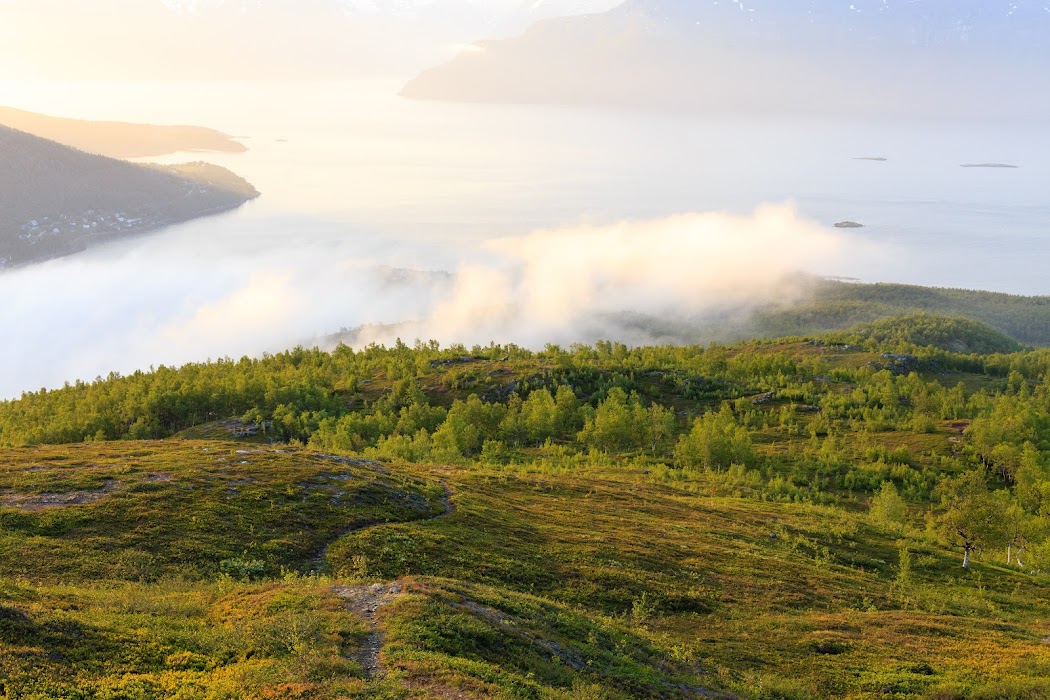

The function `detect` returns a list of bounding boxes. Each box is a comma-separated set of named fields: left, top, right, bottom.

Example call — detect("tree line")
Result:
left=3, top=319, right=1050, bottom=570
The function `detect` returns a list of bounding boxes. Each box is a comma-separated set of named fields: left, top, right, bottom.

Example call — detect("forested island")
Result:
left=0, top=126, right=258, bottom=269
left=2, top=313, right=1050, bottom=697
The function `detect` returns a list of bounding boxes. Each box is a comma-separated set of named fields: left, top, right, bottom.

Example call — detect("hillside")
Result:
left=0, top=126, right=258, bottom=268
left=337, top=277, right=1050, bottom=350
left=3, top=319, right=1050, bottom=696
left=402, top=0, right=1050, bottom=119
left=749, top=280, right=1050, bottom=348
left=0, top=106, right=246, bottom=158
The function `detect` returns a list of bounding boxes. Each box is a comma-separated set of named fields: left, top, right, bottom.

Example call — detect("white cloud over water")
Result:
left=353, top=204, right=859, bottom=347
left=0, top=204, right=867, bottom=399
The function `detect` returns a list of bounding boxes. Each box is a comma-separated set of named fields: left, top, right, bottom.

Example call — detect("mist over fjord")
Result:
left=2, top=78, right=1048, bottom=398
left=3, top=1, right=1050, bottom=398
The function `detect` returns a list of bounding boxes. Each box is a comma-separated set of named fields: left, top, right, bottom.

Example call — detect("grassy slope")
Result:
left=0, top=441, right=446, bottom=582
left=3, top=334, right=1050, bottom=698
left=3, top=438, right=1050, bottom=697
left=326, top=459, right=1050, bottom=700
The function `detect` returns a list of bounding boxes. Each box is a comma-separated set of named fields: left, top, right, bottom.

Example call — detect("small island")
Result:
left=834, top=221, right=865, bottom=229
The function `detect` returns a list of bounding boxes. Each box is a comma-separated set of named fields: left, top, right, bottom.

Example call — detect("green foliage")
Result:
left=577, top=388, right=640, bottom=452
left=219, top=557, right=267, bottom=580
left=751, top=280, right=1050, bottom=347
left=841, top=314, right=1022, bottom=355
left=870, top=480, right=909, bottom=530
left=3, top=327, right=1050, bottom=697
left=0, top=441, right=446, bottom=581
left=674, top=404, right=755, bottom=470
left=936, top=470, right=999, bottom=568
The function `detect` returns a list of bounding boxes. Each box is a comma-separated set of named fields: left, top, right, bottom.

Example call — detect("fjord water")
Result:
left=2, top=78, right=1048, bottom=397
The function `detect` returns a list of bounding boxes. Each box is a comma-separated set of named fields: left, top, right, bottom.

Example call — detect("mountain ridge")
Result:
left=402, top=0, right=1050, bottom=119
left=0, top=106, right=246, bottom=158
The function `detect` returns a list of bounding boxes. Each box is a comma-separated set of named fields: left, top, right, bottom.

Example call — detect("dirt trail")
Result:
left=0, top=480, right=119, bottom=511
left=326, top=480, right=455, bottom=678
left=333, top=582, right=405, bottom=679
left=312, top=481, right=454, bottom=573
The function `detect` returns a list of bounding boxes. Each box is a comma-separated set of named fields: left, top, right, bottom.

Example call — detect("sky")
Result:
left=0, top=0, right=624, bottom=82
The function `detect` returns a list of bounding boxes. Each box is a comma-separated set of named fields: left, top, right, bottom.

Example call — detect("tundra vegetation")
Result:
left=2, top=314, right=1050, bottom=698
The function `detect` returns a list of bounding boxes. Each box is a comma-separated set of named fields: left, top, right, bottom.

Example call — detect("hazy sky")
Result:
left=0, top=0, right=624, bottom=82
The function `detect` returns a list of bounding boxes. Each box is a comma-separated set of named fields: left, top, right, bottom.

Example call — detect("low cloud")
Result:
left=0, top=204, right=869, bottom=399
left=350, top=203, right=865, bottom=346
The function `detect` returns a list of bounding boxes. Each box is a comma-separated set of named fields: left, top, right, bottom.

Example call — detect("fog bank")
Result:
left=0, top=204, right=867, bottom=399
left=348, top=205, right=862, bottom=348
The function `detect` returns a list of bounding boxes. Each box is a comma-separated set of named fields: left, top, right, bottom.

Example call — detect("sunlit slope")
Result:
left=3, top=324, right=1050, bottom=696
left=0, top=126, right=258, bottom=268
left=0, top=441, right=446, bottom=581
left=327, top=464, right=1050, bottom=699
left=0, top=443, right=724, bottom=699
left=2, top=443, right=1050, bottom=697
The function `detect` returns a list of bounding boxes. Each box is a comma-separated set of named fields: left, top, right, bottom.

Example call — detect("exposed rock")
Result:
left=0, top=479, right=119, bottom=510
left=429, top=356, right=475, bottom=368
left=751, top=391, right=776, bottom=405
left=880, top=353, right=920, bottom=375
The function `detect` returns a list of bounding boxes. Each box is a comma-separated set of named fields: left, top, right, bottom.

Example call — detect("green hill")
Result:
left=835, top=314, right=1021, bottom=355
left=0, top=126, right=258, bottom=268
left=747, top=280, right=1050, bottom=347
left=3, top=322, right=1050, bottom=698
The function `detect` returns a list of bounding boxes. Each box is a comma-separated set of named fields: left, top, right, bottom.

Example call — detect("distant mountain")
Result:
left=0, top=127, right=259, bottom=269
left=0, top=107, right=246, bottom=159
left=402, top=0, right=1050, bottom=119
